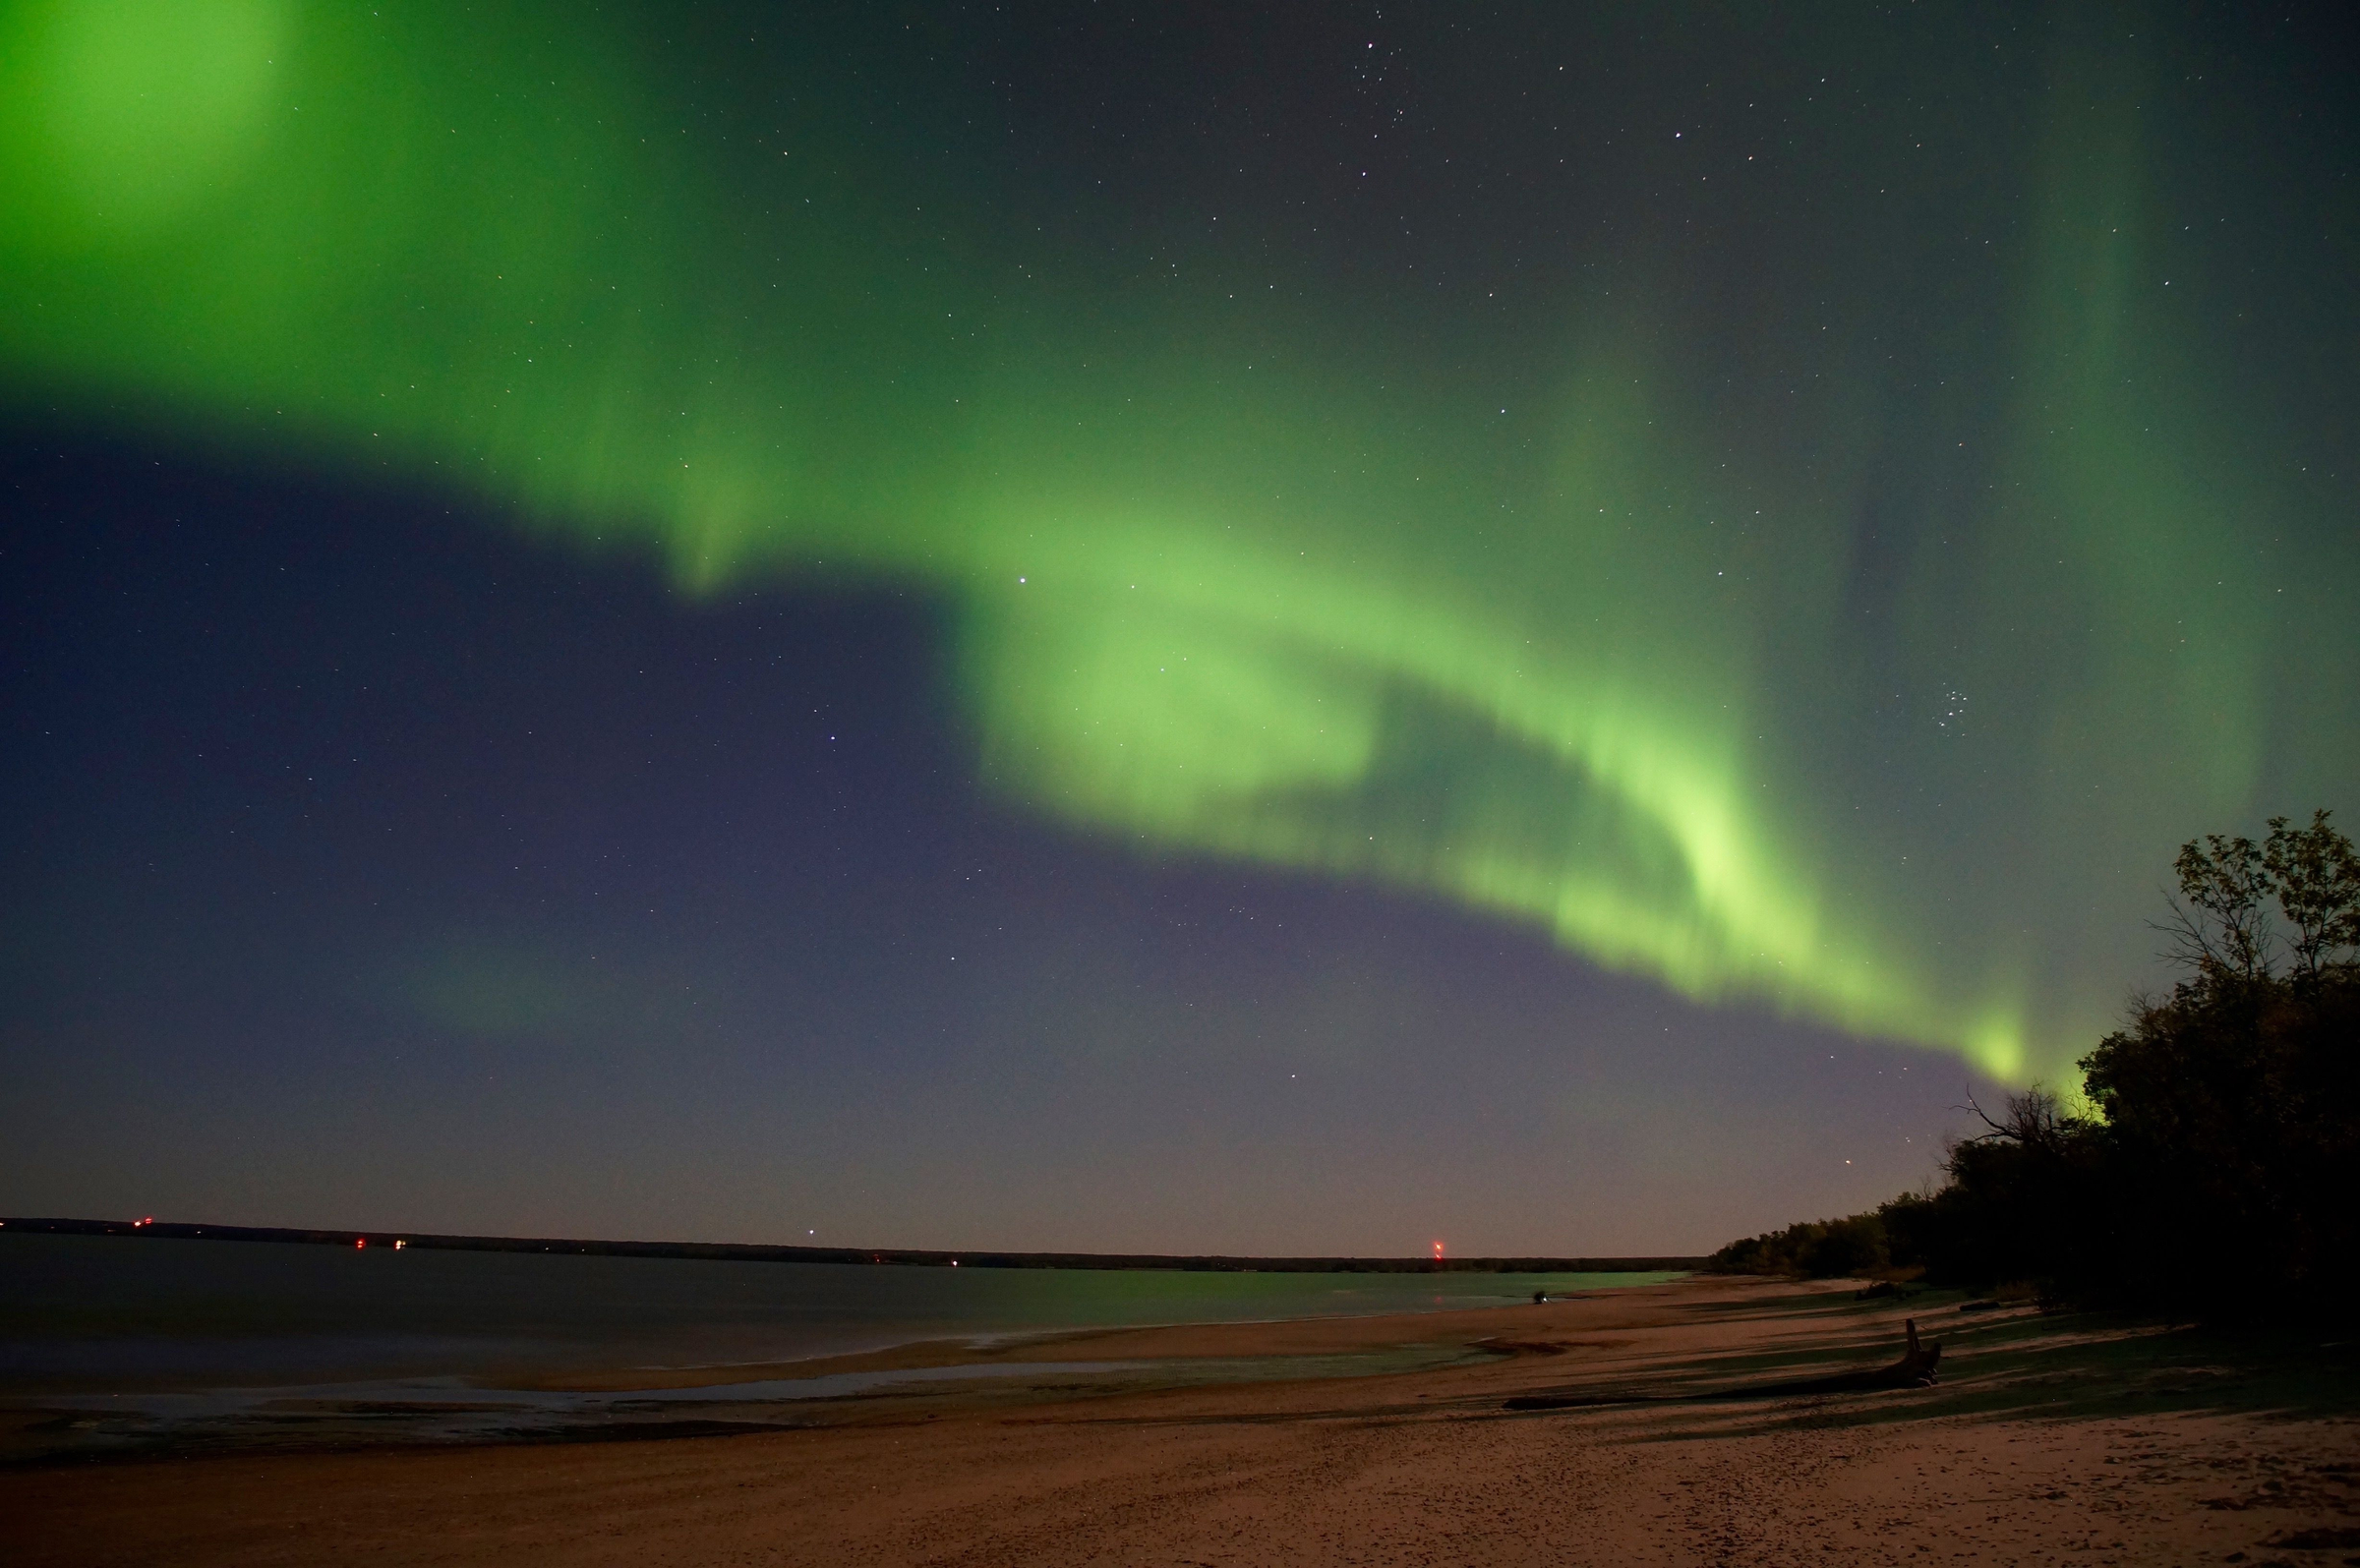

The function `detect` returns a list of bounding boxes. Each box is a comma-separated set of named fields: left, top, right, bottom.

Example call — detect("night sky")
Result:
left=3, top=2, right=2355, bottom=1254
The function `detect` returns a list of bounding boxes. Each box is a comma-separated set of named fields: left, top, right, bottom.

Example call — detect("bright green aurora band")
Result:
left=4, top=2, right=2352, bottom=1080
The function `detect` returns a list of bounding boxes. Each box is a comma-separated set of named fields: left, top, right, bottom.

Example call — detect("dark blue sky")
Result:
left=2, top=425, right=1980, bottom=1252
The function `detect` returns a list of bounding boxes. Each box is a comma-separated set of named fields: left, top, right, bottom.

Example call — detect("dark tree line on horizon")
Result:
left=1710, top=811, right=2360, bottom=1316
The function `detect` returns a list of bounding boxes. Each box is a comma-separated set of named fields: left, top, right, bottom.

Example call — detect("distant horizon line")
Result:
left=0, top=1216, right=1702, bottom=1275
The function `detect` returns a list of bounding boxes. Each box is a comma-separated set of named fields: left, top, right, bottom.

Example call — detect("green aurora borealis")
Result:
left=4, top=1, right=2354, bottom=1084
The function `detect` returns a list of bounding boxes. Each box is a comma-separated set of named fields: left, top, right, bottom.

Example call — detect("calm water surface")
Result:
left=1, top=1233, right=1677, bottom=1394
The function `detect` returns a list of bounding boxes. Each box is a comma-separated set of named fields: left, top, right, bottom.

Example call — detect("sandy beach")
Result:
left=9, top=1275, right=2357, bottom=1567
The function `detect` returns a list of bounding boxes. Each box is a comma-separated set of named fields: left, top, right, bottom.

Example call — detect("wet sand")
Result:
left=9, top=1275, right=2357, bottom=1566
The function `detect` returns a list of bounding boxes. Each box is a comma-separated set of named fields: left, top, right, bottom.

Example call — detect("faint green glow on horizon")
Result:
left=5, top=3, right=2343, bottom=1082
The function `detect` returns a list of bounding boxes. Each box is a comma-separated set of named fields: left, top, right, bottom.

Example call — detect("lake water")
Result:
left=0, top=1234, right=1676, bottom=1452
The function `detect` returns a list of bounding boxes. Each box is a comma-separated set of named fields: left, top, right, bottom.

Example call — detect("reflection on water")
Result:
left=20, top=1361, right=1149, bottom=1455
left=1, top=1234, right=1675, bottom=1452
left=18, top=1346, right=1487, bottom=1457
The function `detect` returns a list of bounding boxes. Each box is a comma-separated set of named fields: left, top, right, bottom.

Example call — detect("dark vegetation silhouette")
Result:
left=1709, top=811, right=2360, bottom=1315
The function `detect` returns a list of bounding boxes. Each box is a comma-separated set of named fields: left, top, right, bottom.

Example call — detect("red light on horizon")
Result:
left=355, top=1238, right=367, bottom=1249
left=1432, top=1240, right=1446, bottom=1260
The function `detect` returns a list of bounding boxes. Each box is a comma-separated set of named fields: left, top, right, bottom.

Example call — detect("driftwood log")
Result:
left=1746, top=1316, right=1943, bottom=1396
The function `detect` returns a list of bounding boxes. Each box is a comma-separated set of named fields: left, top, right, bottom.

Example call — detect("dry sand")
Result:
left=8, top=1275, right=2357, bottom=1566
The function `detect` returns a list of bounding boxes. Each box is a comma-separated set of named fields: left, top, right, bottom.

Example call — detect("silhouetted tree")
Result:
left=2166, top=830, right=2274, bottom=981
left=1712, top=811, right=2359, bottom=1315
left=2265, top=810, right=2360, bottom=981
